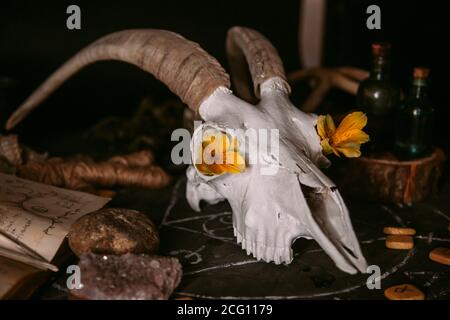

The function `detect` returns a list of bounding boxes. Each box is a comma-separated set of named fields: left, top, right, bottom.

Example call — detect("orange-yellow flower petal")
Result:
left=316, top=115, right=327, bottom=141
left=196, top=130, right=246, bottom=176
left=317, top=114, right=336, bottom=141
left=334, top=112, right=367, bottom=138
left=325, top=114, right=336, bottom=136
left=332, top=129, right=370, bottom=146
left=202, top=131, right=230, bottom=155
left=335, top=143, right=363, bottom=158
left=316, top=111, right=369, bottom=158
left=320, top=138, right=334, bottom=156
left=230, top=136, right=239, bottom=151
left=195, top=163, right=214, bottom=176
left=223, top=151, right=246, bottom=173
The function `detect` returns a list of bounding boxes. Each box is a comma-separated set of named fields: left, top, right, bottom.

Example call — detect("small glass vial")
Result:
left=357, top=42, right=399, bottom=153
left=394, top=67, right=434, bottom=160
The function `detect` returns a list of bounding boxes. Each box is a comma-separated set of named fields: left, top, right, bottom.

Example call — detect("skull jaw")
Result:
left=234, top=226, right=297, bottom=265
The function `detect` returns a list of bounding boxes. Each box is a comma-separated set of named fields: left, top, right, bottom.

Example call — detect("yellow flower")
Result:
left=316, top=111, right=370, bottom=158
left=195, top=130, right=245, bottom=176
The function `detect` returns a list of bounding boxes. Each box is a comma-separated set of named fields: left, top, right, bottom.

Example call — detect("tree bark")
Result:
left=334, top=148, right=445, bottom=204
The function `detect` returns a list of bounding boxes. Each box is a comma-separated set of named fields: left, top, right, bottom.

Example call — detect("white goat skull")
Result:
left=6, top=27, right=367, bottom=274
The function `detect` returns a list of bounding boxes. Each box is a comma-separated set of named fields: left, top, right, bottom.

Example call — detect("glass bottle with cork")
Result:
left=357, top=42, right=399, bottom=153
left=394, top=67, right=434, bottom=160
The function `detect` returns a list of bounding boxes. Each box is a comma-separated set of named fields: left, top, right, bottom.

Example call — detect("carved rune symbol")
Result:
left=394, top=285, right=413, bottom=293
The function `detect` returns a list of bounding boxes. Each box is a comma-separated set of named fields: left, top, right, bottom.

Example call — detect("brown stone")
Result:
left=68, top=208, right=159, bottom=257
left=384, top=284, right=425, bottom=300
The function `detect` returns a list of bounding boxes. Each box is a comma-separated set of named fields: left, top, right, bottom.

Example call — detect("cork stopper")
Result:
left=371, top=42, right=391, bottom=57
left=413, top=67, right=430, bottom=79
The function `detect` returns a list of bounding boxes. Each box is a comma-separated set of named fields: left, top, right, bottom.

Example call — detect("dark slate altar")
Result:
left=33, top=175, right=450, bottom=300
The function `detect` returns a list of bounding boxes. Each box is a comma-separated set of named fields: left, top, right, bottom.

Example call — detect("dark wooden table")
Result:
left=33, top=174, right=450, bottom=300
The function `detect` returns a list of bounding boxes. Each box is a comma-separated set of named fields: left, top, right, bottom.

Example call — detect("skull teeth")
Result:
left=234, top=227, right=293, bottom=265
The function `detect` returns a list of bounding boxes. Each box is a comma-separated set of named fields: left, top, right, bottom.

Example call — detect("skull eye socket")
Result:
left=191, top=123, right=246, bottom=180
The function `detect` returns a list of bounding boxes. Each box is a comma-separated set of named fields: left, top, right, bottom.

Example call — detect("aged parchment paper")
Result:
left=0, top=173, right=110, bottom=269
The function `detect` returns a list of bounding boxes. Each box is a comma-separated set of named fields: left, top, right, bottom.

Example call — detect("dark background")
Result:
left=1, top=1, right=449, bottom=301
left=0, top=0, right=449, bottom=151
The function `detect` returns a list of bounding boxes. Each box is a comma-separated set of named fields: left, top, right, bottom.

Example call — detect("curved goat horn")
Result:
left=226, top=26, right=290, bottom=102
left=6, top=29, right=230, bottom=130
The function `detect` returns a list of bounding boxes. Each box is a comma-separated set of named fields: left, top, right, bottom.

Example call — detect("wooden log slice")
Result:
left=333, top=148, right=445, bottom=204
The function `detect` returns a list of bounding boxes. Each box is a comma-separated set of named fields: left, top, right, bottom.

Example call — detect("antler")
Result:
left=6, top=29, right=230, bottom=130
left=288, top=67, right=369, bottom=112
left=226, top=26, right=291, bottom=102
